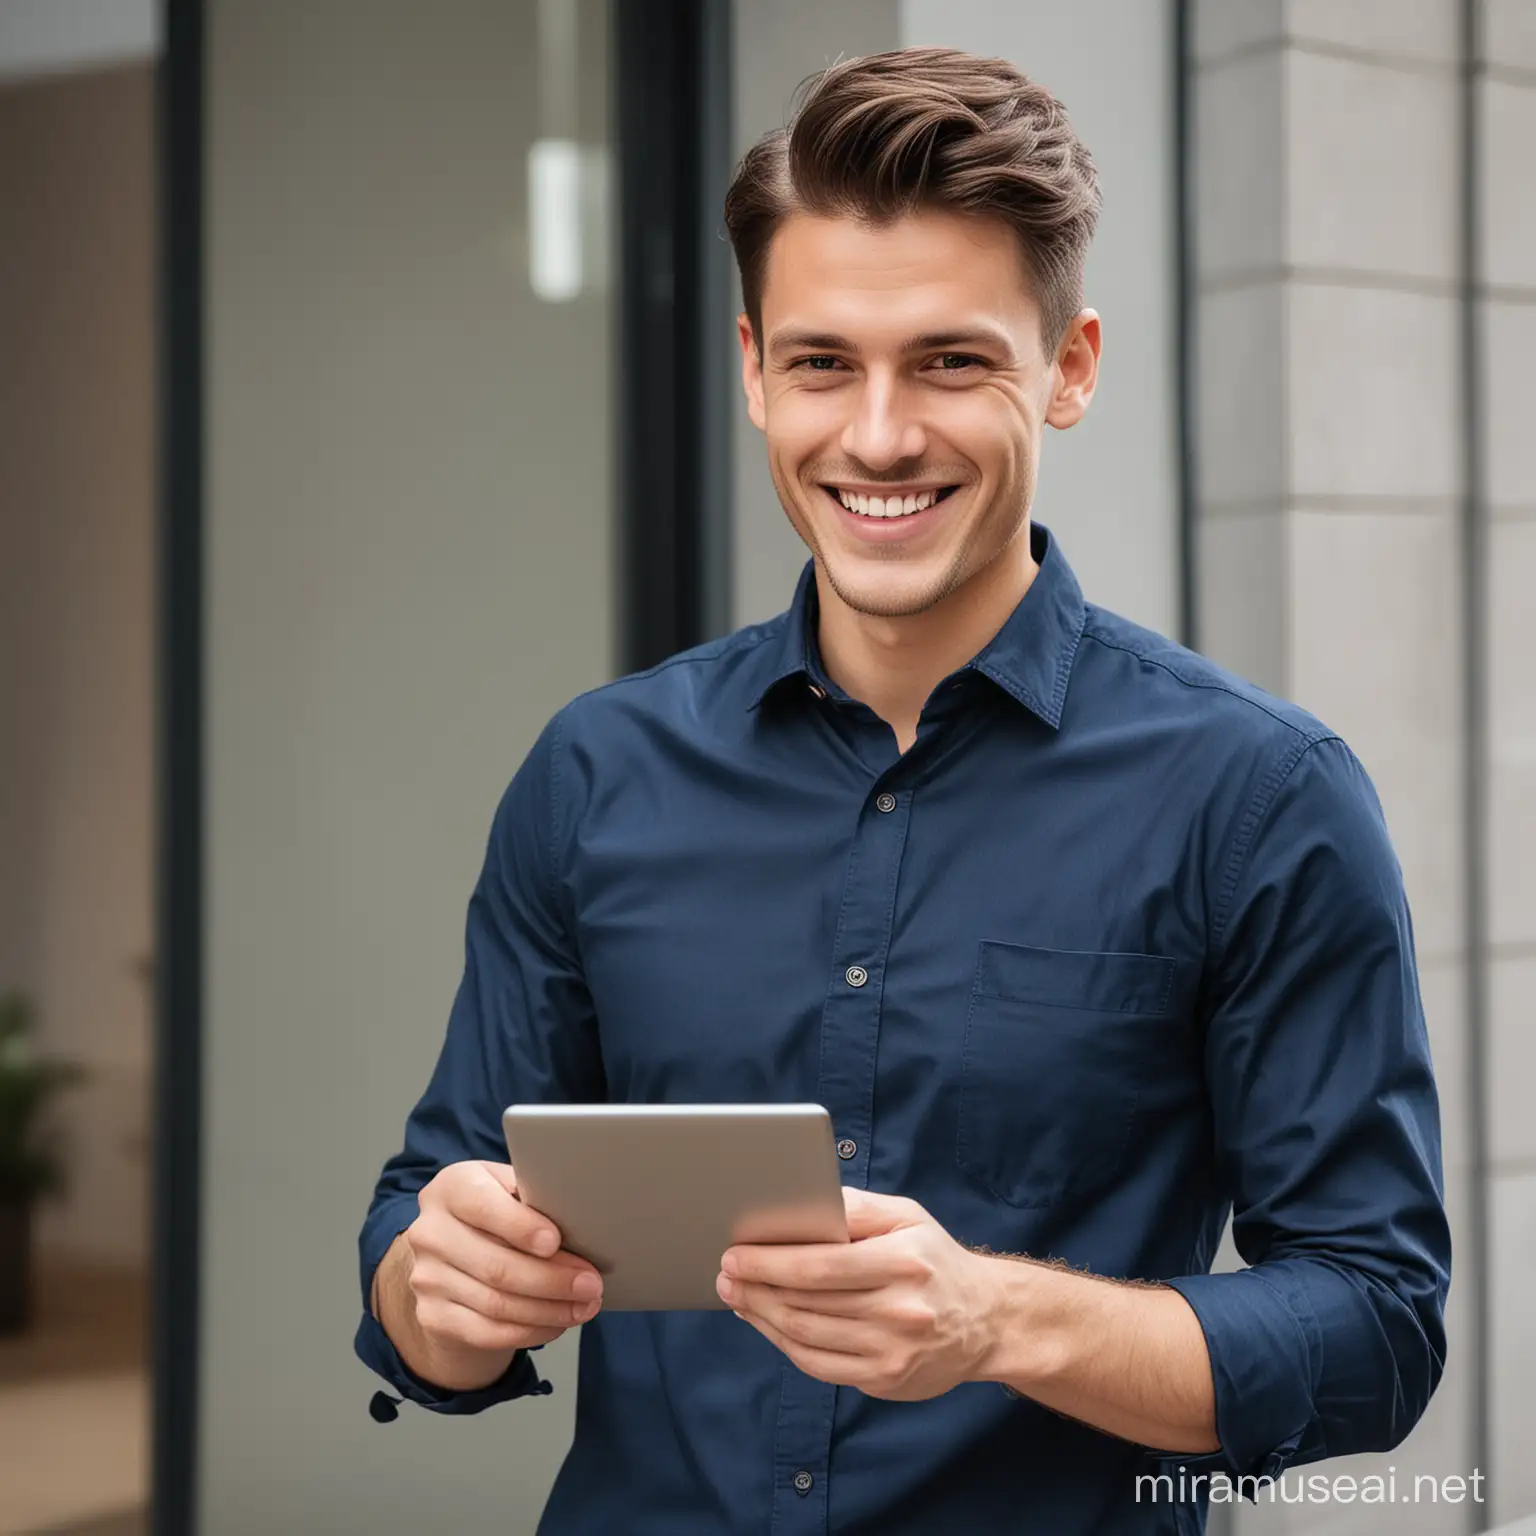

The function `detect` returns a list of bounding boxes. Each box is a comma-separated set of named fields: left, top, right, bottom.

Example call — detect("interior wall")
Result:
left=201, top=2, right=613, bottom=1530
left=0, top=62, right=156, bottom=1268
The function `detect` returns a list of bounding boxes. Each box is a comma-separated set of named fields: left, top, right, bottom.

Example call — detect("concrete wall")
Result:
left=730, top=0, right=1182, bottom=638
left=200, top=2, right=614, bottom=1529
left=1194, top=3, right=1470, bottom=1528
left=1193, top=0, right=1536, bottom=1528
left=899, top=0, right=1182, bottom=636
left=1482, top=3, right=1536, bottom=1525
left=0, top=62, right=156, bottom=1267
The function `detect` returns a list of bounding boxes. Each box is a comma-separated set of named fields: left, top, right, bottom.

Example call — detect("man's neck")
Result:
left=815, top=529, right=1039, bottom=753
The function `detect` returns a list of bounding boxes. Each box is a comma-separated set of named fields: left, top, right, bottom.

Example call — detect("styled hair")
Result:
left=723, top=47, right=1101, bottom=355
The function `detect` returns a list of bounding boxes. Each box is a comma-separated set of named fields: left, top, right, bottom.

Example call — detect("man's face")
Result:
left=740, top=209, right=1095, bottom=620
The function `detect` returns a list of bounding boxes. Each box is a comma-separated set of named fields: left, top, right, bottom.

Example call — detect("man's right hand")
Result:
left=372, top=1160, right=603, bottom=1392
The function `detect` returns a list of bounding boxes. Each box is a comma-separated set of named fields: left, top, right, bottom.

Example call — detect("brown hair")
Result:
left=723, top=47, right=1100, bottom=355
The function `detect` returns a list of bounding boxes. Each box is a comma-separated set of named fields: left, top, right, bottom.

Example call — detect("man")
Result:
left=357, top=47, right=1449, bottom=1533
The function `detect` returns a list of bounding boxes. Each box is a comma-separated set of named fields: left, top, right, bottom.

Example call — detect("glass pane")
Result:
left=202, top=2, right=613, bottom=1524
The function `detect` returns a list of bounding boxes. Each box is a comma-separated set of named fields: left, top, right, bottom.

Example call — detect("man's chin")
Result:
left=821, top=560, right=955, bottom=620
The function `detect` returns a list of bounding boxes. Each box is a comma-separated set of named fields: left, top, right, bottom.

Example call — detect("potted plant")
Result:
left=0, top=989, right=86, bottom=1335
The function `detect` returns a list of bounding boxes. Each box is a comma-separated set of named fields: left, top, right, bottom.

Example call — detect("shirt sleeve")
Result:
left=1164, top=733, right=1451, bottom=1483
left=354, top=709, right=605, bottom=1414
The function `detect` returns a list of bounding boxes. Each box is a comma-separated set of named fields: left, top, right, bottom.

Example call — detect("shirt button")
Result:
left=845, top=964, right=868, bottom=988
left=793, top=1471, right=814, bottom=1495
left=836, top=1138, right=857, bottom=1160
left=875, top=792, right=897, bottom=813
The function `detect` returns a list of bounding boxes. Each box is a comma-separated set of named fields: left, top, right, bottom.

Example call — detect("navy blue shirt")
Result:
left=357, top=522, right=1448, bottom=1534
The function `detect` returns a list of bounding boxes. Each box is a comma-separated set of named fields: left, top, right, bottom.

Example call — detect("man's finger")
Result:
left=480, top=1160, right=520, bottom=1198
left=724, top=1230, right=915, bottom=1289
left=728, top=1282, right=887, bottom=1356
left=452, top=1164, right=564, bottom=1256
left=416, top=1295, right=548, bottom=1356
left=842, top=1185, right=925, bottom=1241
left=721, top=1279, right=880, bottom=1319
left=426, top=1218, right=600, bottom=1303
left=415, top=1255, right=597, bottom=1330
left=733, top=1308, right=865, bottom=1387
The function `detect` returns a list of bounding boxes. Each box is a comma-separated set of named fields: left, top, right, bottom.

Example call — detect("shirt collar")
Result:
left=747, top=520, right=1087, bottom=731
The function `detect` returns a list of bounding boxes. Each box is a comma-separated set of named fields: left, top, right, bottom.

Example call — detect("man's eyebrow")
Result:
left=766, top=326, right=1015, bottom=358
left=767, top=329, right=857, bottom=357
left=900, top=327, right=1014, bottom=353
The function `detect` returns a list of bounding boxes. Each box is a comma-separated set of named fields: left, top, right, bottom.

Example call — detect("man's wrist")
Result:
left=967, top=1250, right=1075, bottom=1391
left=374, top=1230, right=518, bottom=1393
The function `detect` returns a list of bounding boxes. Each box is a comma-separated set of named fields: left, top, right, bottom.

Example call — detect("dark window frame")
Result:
left=153, top=1, right=204, bottom=1530
left=613, top=0, right=736, bottom=670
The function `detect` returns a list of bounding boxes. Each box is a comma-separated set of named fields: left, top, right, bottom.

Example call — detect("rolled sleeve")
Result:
left=354, top=1309, right=550, bottom=1415
left=353, top=710, right=602, bottom=1415
left=1172, top=734, right=1450, bottom=1482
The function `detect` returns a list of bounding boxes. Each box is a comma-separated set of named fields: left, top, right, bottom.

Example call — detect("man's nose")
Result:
left=840, top=380, right=927, bottom=470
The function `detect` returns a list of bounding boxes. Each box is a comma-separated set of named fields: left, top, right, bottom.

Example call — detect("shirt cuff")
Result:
left=354, top=1190, right=552, bottom=1416
left=353, top=1309, right=550, bottom=1415
left=359, top=1192, right=422, bottom=1311
left=1163, top=1268, right=1325, bottom=1482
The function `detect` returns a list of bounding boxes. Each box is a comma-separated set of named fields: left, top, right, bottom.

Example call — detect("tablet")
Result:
left=501, top=1103, right=850, bottom=1311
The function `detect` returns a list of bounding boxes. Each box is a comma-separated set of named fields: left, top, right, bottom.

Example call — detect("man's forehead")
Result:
left=760, top=209, right=1040, bottom=340
left=764, top=320, right=1020, bottom=361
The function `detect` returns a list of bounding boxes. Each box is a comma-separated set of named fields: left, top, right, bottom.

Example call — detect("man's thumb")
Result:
left=479, top=1159, right=520, bottom=1198
left=842, top=1184, right=916, bottom=1240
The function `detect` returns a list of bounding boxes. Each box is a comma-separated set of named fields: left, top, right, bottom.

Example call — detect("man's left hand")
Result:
left=717, top=1187, right=1003, bottom=1401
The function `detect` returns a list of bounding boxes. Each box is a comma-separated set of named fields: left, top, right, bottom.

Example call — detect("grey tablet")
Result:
left=501, top=1103, right=850, bottom=1311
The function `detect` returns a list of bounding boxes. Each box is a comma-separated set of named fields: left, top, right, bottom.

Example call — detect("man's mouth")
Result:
left=819, top=485, right=961, bottom=519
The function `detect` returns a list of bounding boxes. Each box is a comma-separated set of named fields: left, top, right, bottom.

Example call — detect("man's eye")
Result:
left=793, top=356, right=843, bottom=372
left=935, top=353, right=982, bottom=371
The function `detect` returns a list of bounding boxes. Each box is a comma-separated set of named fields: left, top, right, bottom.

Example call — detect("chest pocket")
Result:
left=956, top=941, right=1178, bottom=1209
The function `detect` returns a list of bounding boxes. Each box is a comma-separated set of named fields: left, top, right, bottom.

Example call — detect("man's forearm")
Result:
left=973, top=1255, right=1220, bottom=1455
left=372, top=1231, right=517, bottom=1393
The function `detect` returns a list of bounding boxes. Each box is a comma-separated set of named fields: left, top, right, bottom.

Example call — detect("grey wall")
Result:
left=0, top=62, right=156, bottom=1268
left=1194, top=2, right=1470, bottom=1529
left=1193, top=0, right=1536, bottom=1530
left=1482, top=3, right=1536, bottom=1526
left=729, top=0, right=1181, bottom=637
left=201, top=2, right=613, bottom=1529
left=899, top=0, right=1182, bottom=634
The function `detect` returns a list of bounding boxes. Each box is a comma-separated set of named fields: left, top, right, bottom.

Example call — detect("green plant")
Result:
left=0, top=990, right=86, bottom=1203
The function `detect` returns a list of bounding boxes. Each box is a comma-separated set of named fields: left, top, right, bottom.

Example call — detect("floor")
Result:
left=31, top=1509, right=143, bottom=1535
left=0, top=1260, right=148, bottom=1536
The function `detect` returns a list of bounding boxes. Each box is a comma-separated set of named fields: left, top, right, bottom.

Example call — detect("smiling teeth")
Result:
left=836, top=489, right=938, bottom=517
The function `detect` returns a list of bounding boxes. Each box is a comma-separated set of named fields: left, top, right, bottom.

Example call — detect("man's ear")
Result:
left=738, top=313, right=766, bottom=432
left=1045, top=310, right=1101, bottom=431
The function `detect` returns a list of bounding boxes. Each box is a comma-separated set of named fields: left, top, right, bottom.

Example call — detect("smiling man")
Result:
left=356, top=48, right=1449, bottom=1534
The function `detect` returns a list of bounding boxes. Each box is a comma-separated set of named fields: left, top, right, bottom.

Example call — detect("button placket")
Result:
left=779, top=771, right=910, bottom=1530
